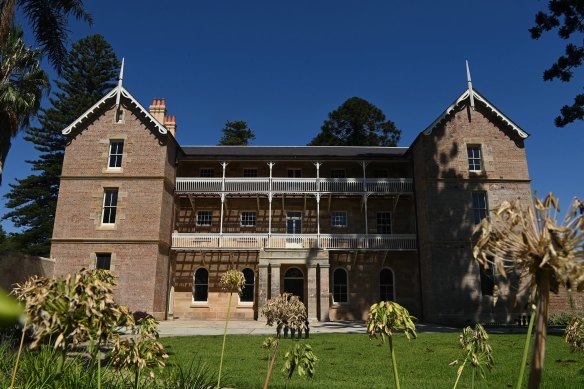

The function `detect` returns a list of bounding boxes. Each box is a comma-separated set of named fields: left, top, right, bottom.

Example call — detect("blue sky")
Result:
left=1, top=0, right=583, bottom=232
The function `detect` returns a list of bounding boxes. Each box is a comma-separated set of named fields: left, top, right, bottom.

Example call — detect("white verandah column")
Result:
left=219, top=162, right=228, bottom=238
left=267, top=162, right=275, bottom=247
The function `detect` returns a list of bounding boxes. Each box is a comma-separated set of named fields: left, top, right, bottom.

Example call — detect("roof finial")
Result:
left=115, top=58, right=125, bottom=108
left=466, top=60, right=475, bottom=111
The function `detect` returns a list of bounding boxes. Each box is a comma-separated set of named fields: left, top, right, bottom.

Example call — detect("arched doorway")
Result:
left=284, top=267, right=304, bottom=303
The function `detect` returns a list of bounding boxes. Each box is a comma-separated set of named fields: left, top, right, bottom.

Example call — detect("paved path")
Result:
left=158, top=320, right=466, bottom=337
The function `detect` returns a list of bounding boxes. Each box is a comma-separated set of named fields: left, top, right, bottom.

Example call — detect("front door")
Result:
left=284, top=267, right=305, bottom=303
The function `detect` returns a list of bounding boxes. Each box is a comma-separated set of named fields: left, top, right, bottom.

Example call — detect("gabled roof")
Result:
left=62, top=86, right=168, bottom=135
left=422, top=89, right=529, bottom=139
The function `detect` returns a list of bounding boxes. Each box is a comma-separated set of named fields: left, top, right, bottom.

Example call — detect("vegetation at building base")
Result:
left=530, top=0, right=584, bottom=127
left=308, top=97, right=401, bottom=146
left=2, top=34, right=119, bottom=256
left=473, top=193, right=584, bottom=389
left=217, top=120, right=256, bottom=145
left=159, top=333, right=584, bottom=389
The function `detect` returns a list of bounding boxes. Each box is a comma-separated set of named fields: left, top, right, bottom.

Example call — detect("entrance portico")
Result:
left=258, top=248, right=330, bottom=321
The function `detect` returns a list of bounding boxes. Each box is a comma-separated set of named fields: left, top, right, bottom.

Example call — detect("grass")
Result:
left=162, top=332, right=584, bottom=389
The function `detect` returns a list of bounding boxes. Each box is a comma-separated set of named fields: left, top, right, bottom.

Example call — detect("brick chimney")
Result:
left=149, top=98, right=166, bottom=124
left=165, top=115, right=177, bottom=137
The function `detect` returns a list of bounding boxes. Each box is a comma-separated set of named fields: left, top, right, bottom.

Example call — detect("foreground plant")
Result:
left=282, top=343, right=318, bottom=388
left=565, top=316, right=584, bottom=353
left=451, top=324, right=494, bottom=389
left=367, top=300, right=416, bottom=389
left=217, top=269, right=245, bottom=389
left=473, top=194, right=584, bottom=389
left=260, top=293, right=308, bottom=389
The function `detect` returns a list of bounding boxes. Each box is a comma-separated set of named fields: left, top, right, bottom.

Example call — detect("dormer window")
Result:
left=467, top=145, right=482, bottom=172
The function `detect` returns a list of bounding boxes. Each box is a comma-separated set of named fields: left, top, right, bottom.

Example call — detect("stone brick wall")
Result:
left=51, top=99, right=177, bottom=319
left=412, top=101, right=532, bottom=324
left=0, top=252, right=54, bottom=291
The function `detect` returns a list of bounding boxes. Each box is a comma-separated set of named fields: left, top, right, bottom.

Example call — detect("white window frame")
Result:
left=196, top=211, right=212, bottom=226
left=332, top=267, right=349, bottom=305
left=331, top=211, right=348, bottom=228
left=467, top=145, right=482, bottom=172
left=379, top=267, right=396, bottom=301
left=108, top=140, right=124, bottom=169
left=240, top=211, right=257, bottom=227
left=101, top=188, right=118, bottom=225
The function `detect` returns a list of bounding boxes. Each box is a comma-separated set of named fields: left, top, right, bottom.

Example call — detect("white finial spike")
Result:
left=115, top=58, right=125, bottom=108
left=466, top=60, right=475, bottom=111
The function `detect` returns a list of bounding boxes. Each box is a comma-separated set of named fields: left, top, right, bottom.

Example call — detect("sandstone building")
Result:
left=51, top=83, right=532, bottom=324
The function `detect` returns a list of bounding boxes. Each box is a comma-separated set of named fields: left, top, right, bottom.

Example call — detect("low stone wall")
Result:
left=0, top=251, right=54, bottom=291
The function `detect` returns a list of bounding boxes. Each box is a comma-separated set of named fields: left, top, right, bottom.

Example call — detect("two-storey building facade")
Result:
left=51, top=84, right=532, bottom=324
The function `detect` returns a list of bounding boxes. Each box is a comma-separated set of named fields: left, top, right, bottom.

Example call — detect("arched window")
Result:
left=240, top=268, right=255, bottom=303
left=193, top=268, right=209, bottom=302
left=333, top=268, right=348, bottom=304
left=380, top=268, right=394, bottom=301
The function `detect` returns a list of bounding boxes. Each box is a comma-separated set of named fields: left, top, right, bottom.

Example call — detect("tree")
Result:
left=0, top=0, right=92, bottom=73
left=530, top=0, right=584, bottom=127
left=218, top=120, right=256, bottom=145
left=2, top=34, right=119, bottom=256
left=0, top=27, right=49, bottom=185
left=308, top=97, right=401, bottom=146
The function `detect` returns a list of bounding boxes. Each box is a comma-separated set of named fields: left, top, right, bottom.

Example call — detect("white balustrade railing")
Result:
left=172, top=233, right=416, bottom=250
left=176, top=177, right=412, bottom=194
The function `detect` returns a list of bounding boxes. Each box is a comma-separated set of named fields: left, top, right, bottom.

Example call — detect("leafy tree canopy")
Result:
left=2, top=34, right=119, bottom=256
left=530, top=0, right=584, bottom=127
left=308, top=97, right=400, bottom=146
left=218, top=120, right=256, bottom=145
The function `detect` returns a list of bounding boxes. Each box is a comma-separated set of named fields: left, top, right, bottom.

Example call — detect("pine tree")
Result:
left=2, top=35, right=119, bottom=256
left=308, top=97, right=401, bottom=146
left=218, top=120, right=256, bottom=145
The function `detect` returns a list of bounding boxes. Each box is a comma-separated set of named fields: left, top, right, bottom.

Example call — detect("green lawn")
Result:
left=162, top=332, right=584, bottom=389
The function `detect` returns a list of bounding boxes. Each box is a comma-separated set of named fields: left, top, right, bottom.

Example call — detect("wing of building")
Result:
left=51, top=85, right=532, bottom=324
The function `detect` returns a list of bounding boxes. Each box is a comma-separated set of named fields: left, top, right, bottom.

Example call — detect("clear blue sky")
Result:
left=1, top=0, right=582, bottom=232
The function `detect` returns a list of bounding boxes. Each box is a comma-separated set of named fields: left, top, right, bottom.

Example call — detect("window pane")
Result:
left=96, top=253, right=111, bottom=270
left=333, top=268, right=348, bottom=303
left=200, top=169, right=214, bottom=177
left=197, top=211, right=212, bottom=226
left=243, top=169, right=258, bottom=177
left=102, top=189, right=118, bottom=224
left=109, top=141, right=124, bottom=168
left=331, top=211, right=347, bottom=227
left=241, top=268, right=254, bottom=302
left=241, top=212, right=256, bottom=226
left=380, top=269, right=394, bottom=301
left=377, top=212, right=391, bottom=234
left=193, top=268, right=209, bottom=302
left=467, top=145, right=482, bottom=171
left=331, top=169, right=346, bottom=178
left=472, top=192, right=488, bottom=224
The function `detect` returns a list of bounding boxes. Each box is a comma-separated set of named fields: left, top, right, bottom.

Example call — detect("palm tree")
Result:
left=0, top=27, right=49, bottom=184
left=473, top=194, right=584, bottom=388
left=0, top=0, right=92, bottom=73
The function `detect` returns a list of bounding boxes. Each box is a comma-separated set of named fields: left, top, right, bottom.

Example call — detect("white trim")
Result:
left=62, top=86, right=168, bottom=135
left=379, top=267, right=396, bottom=301
left=423, top=89, right=529, bottom=139
left=331, top=267, right=349, bottom=305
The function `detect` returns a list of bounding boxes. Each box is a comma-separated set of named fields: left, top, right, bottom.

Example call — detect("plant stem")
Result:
left=471, top=367, right=475, bottom=389
left=134, top=366, right=140, bottom=389
left=452, top=358, right=467, bottom=389
left=528, top=271, right=550, bottom=389
left=389, top=337, right=401, bottom=389
left=97, top=348, right=101, bottom=389
left=516, top=303, right=536, bottom=389
left=9, top=327, right=26, bottom=389
left=217, top=291, right=233, bottom=389
left=263, top=339, right=280, bottom=389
